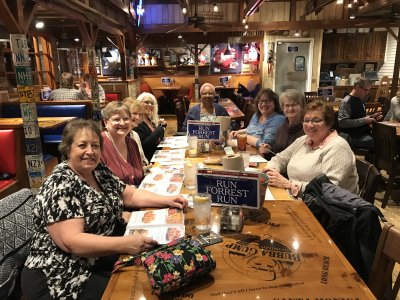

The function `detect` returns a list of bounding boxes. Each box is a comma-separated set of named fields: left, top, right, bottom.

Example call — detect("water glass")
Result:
left=193, top=193, right=211, bottom=232
left=237, top=133, right=247, bottom=151
left=240, top=151, right=250, bottom=169
left=187, top=135, right=198, bottom=158
left=184, top=161, right=197, bottom=189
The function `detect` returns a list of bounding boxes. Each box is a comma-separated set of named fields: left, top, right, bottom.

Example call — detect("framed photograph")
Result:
left=364, top=63, right=376, bottom=72
left=149, top=49, right=161, bottom=60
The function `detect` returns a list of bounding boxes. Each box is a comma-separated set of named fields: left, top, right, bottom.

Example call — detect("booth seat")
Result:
left=0, top=130, right=22, bottom=199
left=1, top=104, right=88, bottom=144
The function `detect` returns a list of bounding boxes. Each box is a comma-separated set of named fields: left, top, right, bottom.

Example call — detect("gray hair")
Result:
left=60, top=72, right=74, bottom=89
left=279, top=89, right=306, bottom=111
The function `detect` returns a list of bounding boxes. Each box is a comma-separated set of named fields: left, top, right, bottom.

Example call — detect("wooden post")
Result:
left=391, top=27, right=400, bottom=98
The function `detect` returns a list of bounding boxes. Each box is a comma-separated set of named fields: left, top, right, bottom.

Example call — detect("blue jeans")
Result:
left=339, top=132, right=374, bottom=150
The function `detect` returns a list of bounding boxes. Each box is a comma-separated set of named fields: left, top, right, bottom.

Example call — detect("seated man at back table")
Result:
left=338, top=77, right=382, bottom=151
left=50, top=72, right=86, bottom=100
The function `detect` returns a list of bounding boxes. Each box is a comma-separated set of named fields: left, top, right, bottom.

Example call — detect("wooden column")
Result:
left=391, top=27, right=400, bottom=98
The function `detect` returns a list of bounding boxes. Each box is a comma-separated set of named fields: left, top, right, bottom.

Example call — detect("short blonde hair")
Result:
left=102, top=101, right=131, bottom=120
left=123, top=97, right=143, bottom=114
left=60, top=72, right=74, bottom=89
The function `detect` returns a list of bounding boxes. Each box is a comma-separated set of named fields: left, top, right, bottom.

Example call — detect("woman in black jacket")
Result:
left=134, top=92, right=167, bottom=162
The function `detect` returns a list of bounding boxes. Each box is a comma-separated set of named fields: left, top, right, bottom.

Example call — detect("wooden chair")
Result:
left=356, top=158, right=382, bottom=204
left=243, top=102, right=257, bottom=128
left=369, top=223, right=400, bottom=300
left=174, top=96, right=190, bottom=132
left=374, top=76, right=391, bottom=103
left=372, top=122, right=400, bottom=208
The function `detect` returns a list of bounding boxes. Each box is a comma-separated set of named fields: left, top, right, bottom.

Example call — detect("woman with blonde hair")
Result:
left=123, top=97, right=149, bottom=167
left=134, top=92, right=167, bottom=161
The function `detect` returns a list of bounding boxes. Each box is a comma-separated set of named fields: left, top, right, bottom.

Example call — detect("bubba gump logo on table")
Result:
left=222, top=234, right=302, bottom=281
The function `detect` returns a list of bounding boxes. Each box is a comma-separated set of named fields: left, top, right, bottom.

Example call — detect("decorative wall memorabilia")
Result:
left=211, top=43, right=242, bottom=74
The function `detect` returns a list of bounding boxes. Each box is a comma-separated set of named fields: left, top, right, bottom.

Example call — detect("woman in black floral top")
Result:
left=21, top=119, right=187, bottom=300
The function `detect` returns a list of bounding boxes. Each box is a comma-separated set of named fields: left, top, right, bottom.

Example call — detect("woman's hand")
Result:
left=165, top=195, right=188, bottom=210
left=230, top=130, right=238, bottom=138
left=265, top=168, right=291, bottom=189
left=258, top=143, right=271, bottom=155
left=124, top=234, right=158, bottom=255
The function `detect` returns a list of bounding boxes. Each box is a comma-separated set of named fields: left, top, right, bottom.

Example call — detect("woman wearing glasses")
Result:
left=101, top=101, right=144, bottom=186
left=263, top=100, right=358, bottom=197
left=134, top=92, right=167, bottom=161
left=230, top=88, right=285, bottom=148
left=259, top=89, right=305, bottom=158
left=181, top=83, right=229, bottom=132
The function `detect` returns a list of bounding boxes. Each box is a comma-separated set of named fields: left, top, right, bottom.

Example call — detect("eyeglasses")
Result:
left=143, top=101, right=155, bottom=106
left=284, top=103, right=299, bottom=109
left=200, top=92, right=215, bottom=96
left=109, top=117, right=130, bottom=124
left=359, top=86, right=371, bottom=92
left=303, top=118, right=324, bottom=125
left=259, top=100, right=273, bottom=105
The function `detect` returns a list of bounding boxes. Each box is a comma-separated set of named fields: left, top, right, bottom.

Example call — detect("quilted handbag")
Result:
left=113, top=236, right=216, bottom=295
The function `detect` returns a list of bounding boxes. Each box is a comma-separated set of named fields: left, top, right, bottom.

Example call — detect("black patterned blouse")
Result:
left=25, top=161, right=126, bottom=299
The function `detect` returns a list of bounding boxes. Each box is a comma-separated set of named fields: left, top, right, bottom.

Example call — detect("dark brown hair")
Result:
left=58, top=119, right=103, bottom=160
left=254, top=88, right=282, bottom=117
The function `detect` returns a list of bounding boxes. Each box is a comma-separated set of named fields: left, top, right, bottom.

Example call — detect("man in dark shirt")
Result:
left=338, top=77, right=382, bottom=150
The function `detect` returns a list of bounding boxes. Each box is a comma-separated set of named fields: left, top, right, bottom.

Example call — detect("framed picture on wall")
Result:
left=364, top=63, right=376, bottom=72
left=149, top=49, right=161, bottom=60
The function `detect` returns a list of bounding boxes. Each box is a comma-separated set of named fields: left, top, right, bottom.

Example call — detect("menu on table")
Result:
left=157, top=136, right=188, bottom=149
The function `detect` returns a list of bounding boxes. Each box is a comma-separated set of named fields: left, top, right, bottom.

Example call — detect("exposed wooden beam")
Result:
left=290, top=0, right=297, bottom=20
left=305, top=0, right=335, bottom=15
left=0, top=0, right=22, bottom=33
left=357, top=0, right=400, bottom=16
left=386, top=26, right=399, bottom=40
left=391, top=26, right=400, bottom=98
left=244, top=0, right=264, bottom=16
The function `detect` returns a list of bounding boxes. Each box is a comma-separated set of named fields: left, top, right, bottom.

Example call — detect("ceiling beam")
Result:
left=0, top=0, right=21, bottom=33
left=244, top=0, right=264, bottom=16
left=357, top=0, right=400, bottom=16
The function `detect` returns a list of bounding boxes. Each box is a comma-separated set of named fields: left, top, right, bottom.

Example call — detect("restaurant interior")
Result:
left=1, top=0, right=400, bottom=299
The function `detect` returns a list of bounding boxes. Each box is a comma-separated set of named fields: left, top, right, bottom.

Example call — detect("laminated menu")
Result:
left=124, top=208, right=185, bottom=244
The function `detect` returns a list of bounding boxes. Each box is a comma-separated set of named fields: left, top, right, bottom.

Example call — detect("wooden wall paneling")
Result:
left=32, top=36, right=43, bottom=87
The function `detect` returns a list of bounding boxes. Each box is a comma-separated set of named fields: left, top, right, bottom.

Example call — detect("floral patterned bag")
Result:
left=113, top=236, right=216, bottom=295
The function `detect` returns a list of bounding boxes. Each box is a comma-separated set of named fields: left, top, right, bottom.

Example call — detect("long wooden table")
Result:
left=102, top=146, right=375, bottom=300
left=102, top=200, right=375, bottom=300
left=218, top=98, right=245, bottom=120
left=0, top=117, right=76, bottom=129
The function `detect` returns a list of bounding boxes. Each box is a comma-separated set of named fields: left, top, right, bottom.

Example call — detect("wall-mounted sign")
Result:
left=187, top=121, right=220, bottom=140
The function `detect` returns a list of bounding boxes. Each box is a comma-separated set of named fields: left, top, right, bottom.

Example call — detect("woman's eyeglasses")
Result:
left=284, top=103, right=299, bottom=109
left=302, top=118, right=324, bottom=125
left=259, top=100, right=273, bottom=105
left=144, top=101, right=155, bottom=106
left=109, top=117, right=131, bottom=124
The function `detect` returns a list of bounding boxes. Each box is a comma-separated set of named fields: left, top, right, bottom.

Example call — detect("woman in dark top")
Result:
left=134, top=92, right=167, bottom=162
left=259, top=89, right=305, bottom=158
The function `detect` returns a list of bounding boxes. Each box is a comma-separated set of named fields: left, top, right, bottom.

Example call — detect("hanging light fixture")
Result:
left=35, top=21, right=44, bottom=29
left=244, top=24, right=249, bottom=30
left=182, top=7, right=187, bottom=14
left=294, top=31, right=301, bottom=37
left=242, top=17, right=246, bottom=24
left=224, top=43, right=232, bottom=56
left=213, top=3, right=218, bottom=12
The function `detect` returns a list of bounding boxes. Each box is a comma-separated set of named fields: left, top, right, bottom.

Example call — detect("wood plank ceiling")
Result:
left=0, top=0, right=399, bottom=49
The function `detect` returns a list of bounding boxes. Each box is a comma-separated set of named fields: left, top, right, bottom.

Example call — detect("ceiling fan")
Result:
left=166, top=4, right=209, bottom=33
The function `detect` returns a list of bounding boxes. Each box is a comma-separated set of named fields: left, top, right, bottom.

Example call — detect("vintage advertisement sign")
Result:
left=187, top=121, right=220, bottom=140
left=197, top=169, right=261, bottom=209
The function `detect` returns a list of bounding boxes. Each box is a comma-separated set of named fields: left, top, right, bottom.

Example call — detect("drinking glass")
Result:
left=193, top=193, right=211, bottom=232
left=237, top=133, right=247, bottom=151
left=240, top=151, right=250, bottom=169
left=184, top=161, right=197, bottom=189
left=187, top=135, right=198, bottom=158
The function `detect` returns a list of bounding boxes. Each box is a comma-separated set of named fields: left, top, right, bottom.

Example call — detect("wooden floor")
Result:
left=163, top=114, right=400, bottom=299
